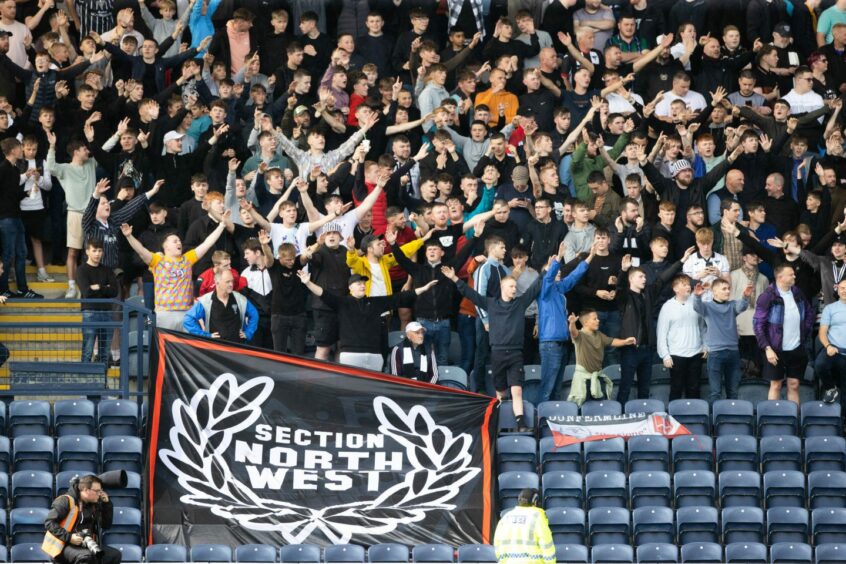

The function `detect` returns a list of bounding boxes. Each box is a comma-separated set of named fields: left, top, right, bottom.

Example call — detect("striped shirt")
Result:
left=75, top=0, right=115, bottom=36
left=82, top=194, right=149, bottom=269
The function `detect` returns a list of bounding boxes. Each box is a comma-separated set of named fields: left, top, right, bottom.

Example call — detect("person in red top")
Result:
left=383, top=206, right=422, bottom=330
left=346, top=71, right=370, bottom=126
left=197, top=250, right=247, bottom=296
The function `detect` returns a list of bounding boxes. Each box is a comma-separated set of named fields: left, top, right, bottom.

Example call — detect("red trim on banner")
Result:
left=480, top=398, right=498, bottom=543
left=147, top=331, right=169, bottom=545
left=552, top=432, right=620, bottom=446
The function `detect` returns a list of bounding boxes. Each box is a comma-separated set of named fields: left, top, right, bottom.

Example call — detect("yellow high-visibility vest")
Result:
left=493, top=505, right=556, bottom=563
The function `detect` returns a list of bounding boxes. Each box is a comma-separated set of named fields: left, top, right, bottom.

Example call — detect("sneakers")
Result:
left=20, top=289, right=43, bottom=299
left=64, top=285, right=78, bottom=299
left=0, top=290, right=17, bottom=299
left=824, top=387, right=841, bottom=404
left=36, top=271, right=55, bottom=282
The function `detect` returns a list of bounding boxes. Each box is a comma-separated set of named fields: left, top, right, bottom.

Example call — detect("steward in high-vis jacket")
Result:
left=43, top=474, right=121, bottom=564
left=493, top=488, right=555, bottom=564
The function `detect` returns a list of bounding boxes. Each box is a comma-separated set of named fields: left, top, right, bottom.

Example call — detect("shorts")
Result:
left=491, top=349, right=524, bottom=391
left=763, top=347, right=807, bottom=381
left=312, top=309, right=339, bottom=347
left=67, top=211, right=84, bottom=250
left=20, top=209, right=46, bottom=240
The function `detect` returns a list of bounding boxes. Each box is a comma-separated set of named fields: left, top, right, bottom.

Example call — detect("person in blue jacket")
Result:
left=184, top=268, right=258, bottom=343
left=536, top=240, right=595, bottom=403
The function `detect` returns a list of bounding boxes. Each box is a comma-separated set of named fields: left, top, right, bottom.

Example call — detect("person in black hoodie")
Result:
left=0, top=138, right=41, bottom=298
left=77, top=239, right=119, bottom=363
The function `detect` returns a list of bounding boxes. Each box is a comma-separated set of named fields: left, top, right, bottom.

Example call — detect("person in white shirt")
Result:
left=782, top=67, right=825, bottom=122
left=654, top=72, right=708, bottom=117
left=682, top=227, right=731, bottom=301
left=657, top=274, right=706, bottom=400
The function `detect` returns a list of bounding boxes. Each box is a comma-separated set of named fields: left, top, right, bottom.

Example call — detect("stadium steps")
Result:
left=8, top=265, right=73, bottom=299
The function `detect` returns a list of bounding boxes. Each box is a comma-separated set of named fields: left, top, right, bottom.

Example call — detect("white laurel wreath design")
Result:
left=159, top=374, right=482, bottom=544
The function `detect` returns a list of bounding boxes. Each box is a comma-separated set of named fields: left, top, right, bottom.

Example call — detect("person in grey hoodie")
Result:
left=563, top=201, right=596, bottom=262
left=417, top=63, right=450, bottom=131
left=693, top=277, right=753, bottom=403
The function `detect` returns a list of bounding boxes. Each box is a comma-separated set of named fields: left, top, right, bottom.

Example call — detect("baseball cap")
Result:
left=511, top=165, right=530, bottom=185
left=293, top=105, right=309, bottom=117
left=0, top=31, right=12, bottom=38
left=834, top=233, right=846, bottom=245
left=406, top=321, right=426, bottom=333
left=774, top=23, right=791, bottom=37
left=163, top=131, right=185, bottom=144
left=348, top=274, right=368, bottom=285
left=670, top=159, right=693, bottom=177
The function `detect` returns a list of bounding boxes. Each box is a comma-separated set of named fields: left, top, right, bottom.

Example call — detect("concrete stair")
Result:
left=8, top=265, right=70, bottom=299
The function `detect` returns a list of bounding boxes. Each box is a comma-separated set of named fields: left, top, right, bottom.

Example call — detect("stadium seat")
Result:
left=538, top=401, right=579, bottom=438
left=540, top=437, right=581, bottom=473
left=588, top=507, right=630, bottom=545
left=627, top=435, right=669, bottom=473
left=712, top=400, right=754, bottom=436
left=325, top=544, right=366, bottom=563
left=760, top=435, right=803, bottom=473
left=12, top=435, right=54, bottom=472
left=191, top=544, right=233, bottom=562
left=722, top=506, right=765, bottom=544
left=53, top=399, right=96, bottom=437
left=770, top=542, right=813, bottom=564
left=555, top=544, right=588, bottom=564
left=0, top=508, right=8, bottom=540
left=10, top=543, right=49, bottom=562
left=0, top=436, right=11, bottom=473
left=11, top=470, right=53, bottom=509
left=813, top=508, right=846, bottom=545
left=624, top=399, right=665, bottom=415
left=101, top=435, right=143, bottom=473
left=668, top=399, right=710, bottom=436
left=110, top=544, right=143, bottom=563
left=815, top=544, right=846, bottom=564
left=590, top=544, right=633, bottom=564
left=581, top=401, right=622, bottom=417
left=632, top=506, right=674, bottom=545
left=368, top=543, right=409, bottom=563
left=636, top=543, right=678, bottom=563
left=0, top=471, right=9, bottom=508
left=724, top=542, right=767, bottom=563
left=716, top=435, right=758, bottom=472
left=145, top=544, right=188, bottom=562
left=585, top=470, right=627, bottom=509
left=767, top=507, right=810, bottom=544
left=672, top=435, right=714, bottom=472
left=412, top=544, right=454, bottom=563
left=10, top=507, right=49, bottom=544
left=97, top=399, right=140, bottom=437
left=109, top=470, right=142, bottom=509
left=497, top=436, right=538, bottom=473
left=54, top=470, right=81, bottom=497
left=628, top=470, right=671, bottom=509
left=584, top=438, right=626, bottom=473
left=719, top=471, right=762, bottom=507
left=802, top=402, right=843, bottom=437
left=677, top=506, right=719, bottom=544
left=498, top=401, right=536, bottom=435
left=542, top=471, right=583, bottom=509
left=756, top=400, right=799, bottom=437
left=388, top=331, right=403, bottom=349
left=498, top=471, right=539, bottom=510
left=457, top=545, right=496, bottom=563
left=9, top=401, right=50, bottom=438
left=438, top=366, right=469, bottom=391
left=56, top=434, right=99, bottom=473
left=680, top=542, right=722, bottom=563
left=764, top=470, right=807, bottom=509
left=674, top=470, right=716, bottom=508
left=547, top=507, right=586, bottom=545
left=806, top=437, right=846, bottom=473
left=101, top=507, right=141, bottom=546
left=279, top=544, right=321, bottom=563
left=809, top=471, right=846, bottom=509
left=235, top=544, right=278, bottom=563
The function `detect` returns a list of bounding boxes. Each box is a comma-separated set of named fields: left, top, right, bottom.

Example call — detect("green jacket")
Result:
left=570, top=133, right=629, bottom=202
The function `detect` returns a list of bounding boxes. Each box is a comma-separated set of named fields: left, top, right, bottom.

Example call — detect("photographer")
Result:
left=43, top=475, right=121, bottom=564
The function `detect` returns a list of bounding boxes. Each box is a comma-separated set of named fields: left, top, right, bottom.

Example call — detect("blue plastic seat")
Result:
left=538, top=401, right=579, bottom=438
left=10, top=543, right=49, bottom=562
left=11, top=470, right=52, bottom=509
left=813, top=508, right=846, bottom=545
left=438, top=366, right=468, bottom=391
left=722, top=506, right=764, bottom=544
left=547, top=507, right=586, bottom=545
left=542, top=471, right=583, bottom=509
left=802, top=402, right=843, bottom=437
left=56, top=434, right=98, bottom=473
left=636, top=543, right=678, bottom=563
left=101, top=507, right=141, bottom=546
left=584, top=438, right=625, bottom=473
left=498, top=471, right=539, bottom=511
left=590, top=544, right=633, bottom=564
left=581, top=401, right=622, bottom=417
left=110, top=544, right=143, bottom=563
left=677, top=506, right=719, bottom=544
left=101, top=435, right=142, bottom=473
left=0, top=508, right=9, bottom=540
left=10, top=507, right=49, bottom=544
left=768, top=507, right=810, bottom=545
left=669, top=399, right=710, bottom=436
left=9, top=401, right=50, bottom=438
left=53, top=399, right=96, bottom=437
left=540, top=437, right=581, bottom=473
left=627, top=435, right=669, bottom=472
left=54, top=470, right=82, bottom=497
left=279, top=544, right=321, bottom=563
left=588, top=507, right=630, bottom=545
left=806, top=437, right=846, bottom=473
left=715, top=435, right=758, bottom=472
left=497, top=436, right=538, bottom=473
left=674, top=470, right=716, bottom=508
left=0, top=471, right=9, bottom=508
left=712, top=400, right=754, bottom=436
left=191, top=544, right=232, bottom=562
left=457, top=545, right=496, bottom=563
left=764, top=470, right=806, bottom=509
left=809, top=471, right=846, bottom=509
left=368, top=543, right=409, bottom=563
left=498, top=401, right=536, bottom=435
left=12, top=435, right=53, bottom=472
left=412, top=544, right=454, bottom=563
left=0, top=436, right=11, bottom=473
left=760, top=435, right=803, bottom=473
left=585, top=470, right=626, bottom=509
left=325, top=544, right=366, bottom=563
left=633, top=506, right=674, bottom=544
left=672, top=435, right=714, bottom=472
left=725, top=542, right=767, bottom=563
left=680, top=542, right=722, bottom=563
left=628, top=470, right=671, bottom=509
left=624, top=399, right=665, bottom=415
left=719, top=470, right=762, bottom=507
left=770, top=542, right=813, bottom=564
left=145, top=544, right=188, bottom=562
left=97, top=399, right=140, bottom=437
left=815, top=543, right=846, bottom=564
left=235, top=544, right=278, bottom=563
left=556, top=544, right=588, bottom=563
left=757, top=400, right=799, bottom=437
left=109, top=470, right=142, bottom=509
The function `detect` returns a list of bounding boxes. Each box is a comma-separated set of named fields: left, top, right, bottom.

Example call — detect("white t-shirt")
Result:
left=0, top=21, right=30, bottom=70
left=315, top=209, right=358, bottom=246
left=779, top=288, right=801, bottom=351
left=368, top=261, right=387, bottom=297
left=241, top=265, right=272, bottom=296
left=269, top=223, right=310, bottom=256
left=782, top=89, right=825, bottom=122
left=682, top=251, right=730, bottom=301
left=655, top=90, right=708, bottom=117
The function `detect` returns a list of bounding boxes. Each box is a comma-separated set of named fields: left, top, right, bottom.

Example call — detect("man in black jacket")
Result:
left=522, top=197, right=567, bottom=271
left=0, top=138, right=41, bottom=298
left=388, top=321, right=439, bottom=383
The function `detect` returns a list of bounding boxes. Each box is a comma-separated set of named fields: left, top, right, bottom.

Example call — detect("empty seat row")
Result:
left=0, top=434, right=143, bottom=475
left=0, top=400, right=141, bottom=438
left=4, top=505, right=142, bottom=545
left=0, top=469, right=142, bottom=509
left=553, top=542, right=846, bottom=564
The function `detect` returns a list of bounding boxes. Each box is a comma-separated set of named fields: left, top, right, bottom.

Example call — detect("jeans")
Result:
left=419, top=318, right=451, bottom=366
left=82, top=310, right=112, bottom=363
left=619, top=344, right=654, bottom=404
left=669, top=354, right=704, bottom=400
left=597, top=310, right=621, bottom=367
left=539, top=340, right=570, bottom=403
left=473, top=317, right=495, bottom=396
left=457, top=314, right=476, bottom=375
left=143, top=281, right=155, bottom=312
left=707, top=349, right=741, bottom=403
left=0, top=218, right=28, bottom=292
left=271, top=313, right=307, bottom=355
left=815, top=348, right=846, bottom=390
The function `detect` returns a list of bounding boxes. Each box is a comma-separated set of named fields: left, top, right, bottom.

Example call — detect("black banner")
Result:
left=147, top=330, right=499, bottom=548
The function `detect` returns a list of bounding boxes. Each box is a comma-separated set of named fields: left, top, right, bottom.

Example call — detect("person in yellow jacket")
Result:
left=346, top=230, right=426, bottom=296
left=494, top=488, right=556, bottom=564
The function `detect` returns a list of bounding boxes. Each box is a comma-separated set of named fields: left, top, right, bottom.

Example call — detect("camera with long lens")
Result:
left=77, top=529, right=101, bottom=555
